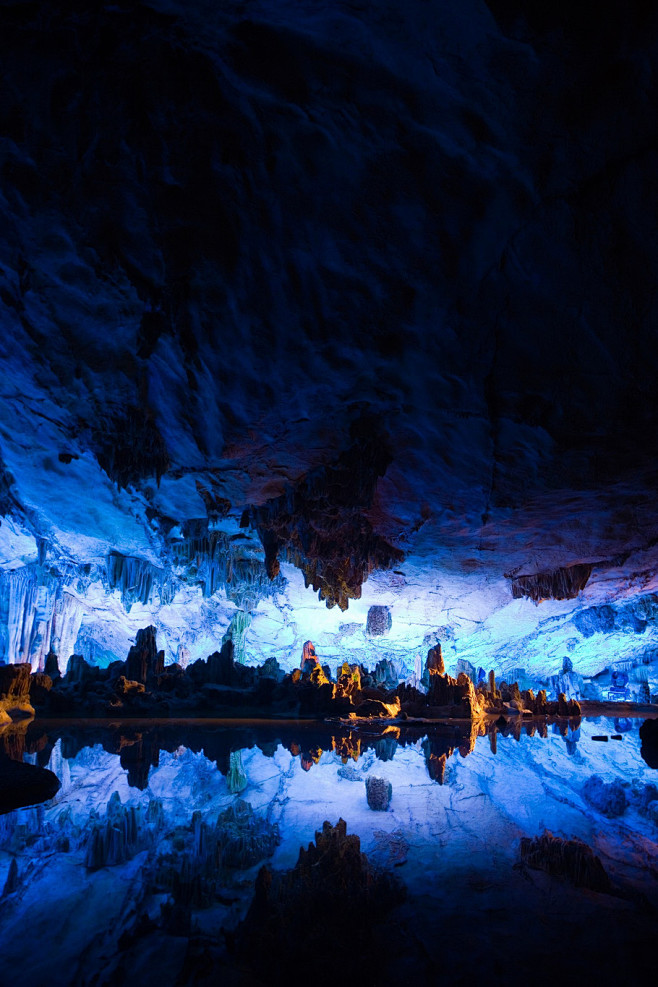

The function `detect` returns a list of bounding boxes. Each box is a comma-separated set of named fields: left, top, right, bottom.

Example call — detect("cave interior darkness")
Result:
left=2, top=0, right=658, bottom=984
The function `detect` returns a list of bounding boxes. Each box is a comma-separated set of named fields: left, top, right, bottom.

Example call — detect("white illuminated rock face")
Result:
left=1, top=0, right=658, bottom=683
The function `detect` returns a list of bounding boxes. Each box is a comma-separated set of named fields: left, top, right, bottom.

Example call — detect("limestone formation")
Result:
left=0, top=664, right=34, bottom=719
left=44, top=652, right=61, bottom=680
left=425, top=643, right=445, bottom=676
left=114, top=675, right=146, bottom=697
left=366, top=775, right=392, bottom=810
left=2, top=857, right=18, bottom=896
left=640, top=718, right=658, bottom=768
left=125, top=626, right=164, bottom=684
left=29, top=672, right=52, bottom=705
left=520, top=832, right=611, bottom=893
left=226, top=750, right=248, bottom=794
left=300, top=639, right=319, bottom=672
left=511, top=564, right=593, bottom=602
left=366, top=605, right=392, bottom=636
left=582, top=775, right=628, bottom=818
left=85, top=791, right=146, bottom=870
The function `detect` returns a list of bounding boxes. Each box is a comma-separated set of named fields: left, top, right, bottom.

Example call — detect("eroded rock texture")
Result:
left=235, top=818, right=404, bottom=980
left=1, top=0, right=658, bottom=662
left=511, top=564, right=593, bottom=602
left=520, top=832, right=611, bottom=893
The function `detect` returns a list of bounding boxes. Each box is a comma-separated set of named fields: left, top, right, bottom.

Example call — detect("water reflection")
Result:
left=1, top=715, right=657, bottom=986
left=2, top=713, right=655, bottom=794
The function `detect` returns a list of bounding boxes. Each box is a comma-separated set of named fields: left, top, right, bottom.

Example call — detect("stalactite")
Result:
left=221, top=611, right=252, bottom=665
left=145, top=799, right=278, bottom=909
left=0, top=567, right=82, bottom=670
left=84, top=791, right=150, bottom=870
left=226, top=750, right=248, bottom=794
left=172, top=522, right=284, bottom=605
left=106, top=553, right=175, bottom=611
left=510, top=563, right=592, bottom=602
left=520, top=832, right=611, bottom=892
left=47, top=739, right=71, bottom=793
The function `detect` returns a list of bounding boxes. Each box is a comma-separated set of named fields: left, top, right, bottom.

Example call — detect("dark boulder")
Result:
left=29, top=672, right=53, bottom=705
left=0, top=755, right=60, bottom=812
left=234, top=818, right=404, bottom=979
left=640, top=718, right=658, bottom=769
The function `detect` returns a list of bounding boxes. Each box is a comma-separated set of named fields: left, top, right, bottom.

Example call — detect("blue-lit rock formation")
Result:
left=2, top=717, right=658, bottom=983
left=1, top=0, right=658, bottom=687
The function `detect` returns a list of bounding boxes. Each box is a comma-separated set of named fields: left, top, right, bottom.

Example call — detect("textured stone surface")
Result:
left=1, top=1, right=658, bottom=673
left=366, top=605, right=392, bottom=636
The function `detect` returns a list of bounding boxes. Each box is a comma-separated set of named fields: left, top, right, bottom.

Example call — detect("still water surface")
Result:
left=1, top=715, right=657, bottom=985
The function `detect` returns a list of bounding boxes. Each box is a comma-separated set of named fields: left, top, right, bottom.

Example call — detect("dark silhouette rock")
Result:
left=355, top=698, right=392, bottom=718
left=29, top=672, right=52, bottom=705
left=511, top=564, right=592, bottom=601
left=2, top=857, right=18, bottom=896
left=65, top=654, right=98, bottom=685
left=234, top=818, right=404, bottom=979
left=0, top=756, right=60, bottom=812
left=44, top=652, right=61, bottom=680
left=640, top=718, right=658, bottom=769
left=426, top=643, right=445, bottom=676
left=520, top=832, right=611, bottom=893
left=125, top=627, right=164, bottom=684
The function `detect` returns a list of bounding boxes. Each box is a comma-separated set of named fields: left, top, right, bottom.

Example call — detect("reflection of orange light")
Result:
left=332, top=732, right=361, bottom=763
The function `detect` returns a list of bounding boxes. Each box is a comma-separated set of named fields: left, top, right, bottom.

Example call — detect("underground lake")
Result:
left=2, top=712, right=658, bottom=985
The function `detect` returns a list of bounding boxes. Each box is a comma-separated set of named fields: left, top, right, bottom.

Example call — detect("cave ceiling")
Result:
left=1, top=0, right=658, bottom=672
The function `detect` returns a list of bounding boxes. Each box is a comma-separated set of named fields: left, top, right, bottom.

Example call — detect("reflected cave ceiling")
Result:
left=1, top=0, right=658, bottom=675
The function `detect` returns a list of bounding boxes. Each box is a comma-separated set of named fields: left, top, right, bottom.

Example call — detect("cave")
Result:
left=1, top=0, right=658, bottom=983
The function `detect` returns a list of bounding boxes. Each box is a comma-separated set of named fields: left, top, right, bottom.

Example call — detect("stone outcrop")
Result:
left=425, top=643, right=445, bottom=676
left=29, top=672, right=52, bottom=705
left=520, top=832, right=611, bottom=893
left=248, top=422, right=403, bottom=610
left=511, top=564, right=593, bottom=602
left=366, top=776, right=392, bottom=811
left=0, top=664, right=34, bottom=720
left=0, top=756, right=60, bottom=812
left=640, top=718, right=658, bottom=768
left=85, top=791, right=145, bottom=870
left=125, top=627, right=164, bottom=684
left=582, top=775, right=628, bottom=817
left=22, top=623, right=593, bottom=722
left=44, top=651, right=60, bottom=680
